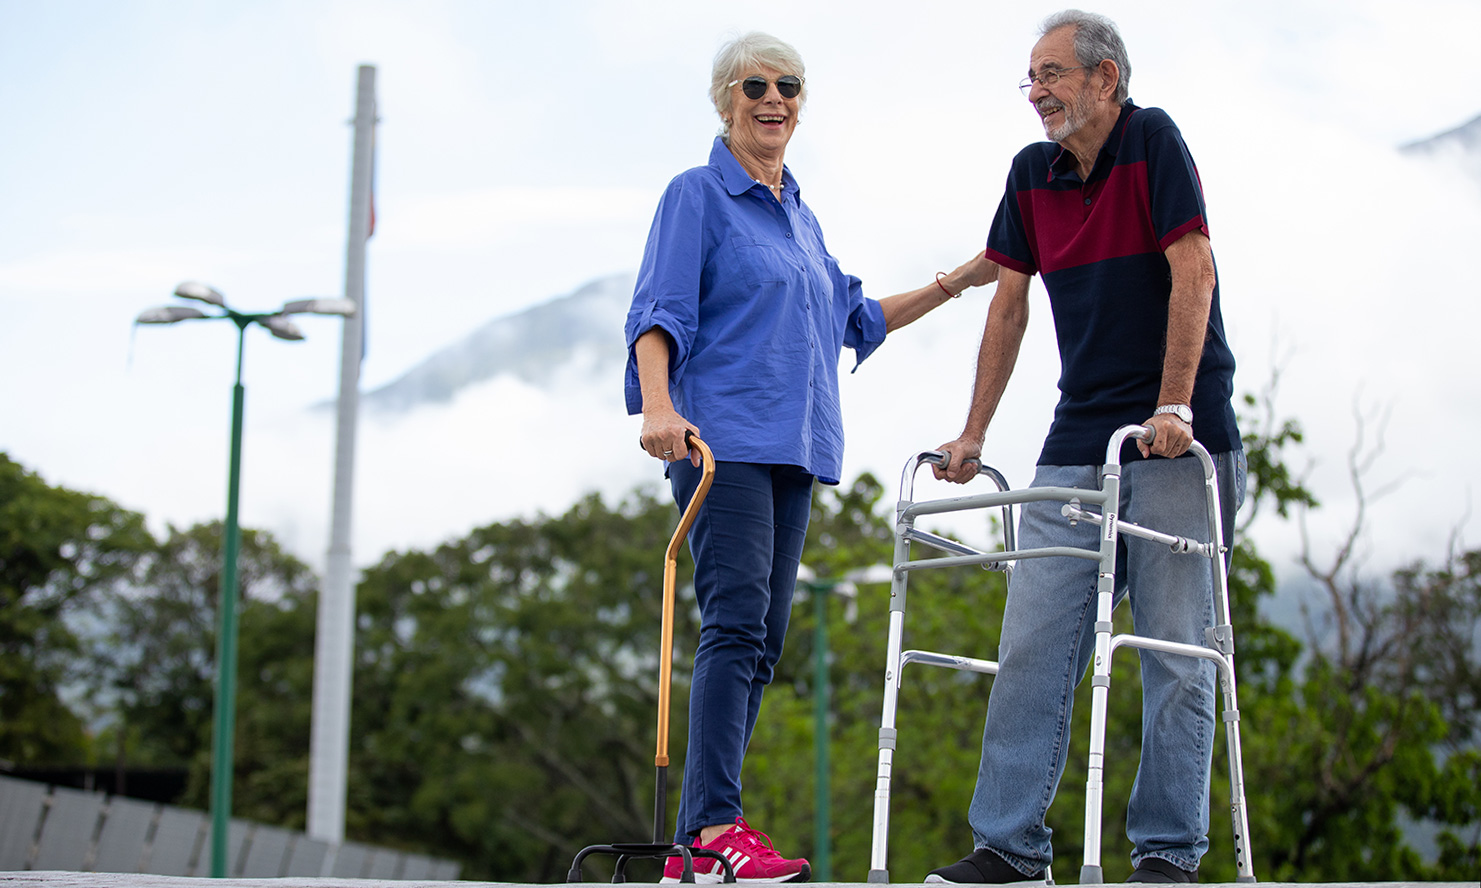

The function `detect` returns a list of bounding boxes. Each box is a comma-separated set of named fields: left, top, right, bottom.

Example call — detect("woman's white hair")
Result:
left=710, top=31, right=807, bottom=141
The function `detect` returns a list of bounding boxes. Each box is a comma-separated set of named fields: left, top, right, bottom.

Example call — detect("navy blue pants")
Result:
left=667, top=460, right=814, bottom=840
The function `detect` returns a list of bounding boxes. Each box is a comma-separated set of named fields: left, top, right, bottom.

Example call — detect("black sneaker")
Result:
left=925, top=847, right=1045, bottom=884
left=1126, top=858, right=1197, bottom=883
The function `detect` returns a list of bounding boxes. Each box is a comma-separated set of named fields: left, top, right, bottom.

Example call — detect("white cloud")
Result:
left=0, top=248, right=264, bottom=293
left=388, top=186, right=657, bottom=247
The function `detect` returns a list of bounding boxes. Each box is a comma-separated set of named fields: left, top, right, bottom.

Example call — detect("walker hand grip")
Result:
left=919, top=450, right=982, bottom=472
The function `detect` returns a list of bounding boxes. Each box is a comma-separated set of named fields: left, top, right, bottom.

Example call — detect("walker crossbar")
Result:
left=900, top=484, right=1111, bottom=522
left=900, top=526, right=990, bottom=558
left=899, top=649, right=1000, bottom=677
left=893, top=545, right=1100, bottom=577
left=1061, top=499, right=1222, bottom=558
left=866, top=427, right=1255, bottom=884
left=888, top=544, right=1101, bottom=580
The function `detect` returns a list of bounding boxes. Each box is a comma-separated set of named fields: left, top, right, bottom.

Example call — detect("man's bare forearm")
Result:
left=961, top=269, right=1031, bottom=443
left=1158, top=231, right=1216, bottom=408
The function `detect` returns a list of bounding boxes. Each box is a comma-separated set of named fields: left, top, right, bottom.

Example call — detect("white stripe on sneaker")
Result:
left=723, top=848, right=752, bottom=872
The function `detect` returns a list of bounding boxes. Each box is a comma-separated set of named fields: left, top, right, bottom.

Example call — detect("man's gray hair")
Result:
left=1039, top=10, right=1131, bottom=105
left=710, top=31, right=807, bottom=140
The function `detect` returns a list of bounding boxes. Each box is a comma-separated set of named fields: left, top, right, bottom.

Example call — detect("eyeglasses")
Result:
left=1018, top=65, right=1090, bottom=95
left=728, top=74, right=804, bottom=100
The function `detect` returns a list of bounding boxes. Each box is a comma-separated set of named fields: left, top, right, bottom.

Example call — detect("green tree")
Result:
left=0, top=453, right=153, bottom=764
left=1248, top=405, right=1481, bottom=880
left=93, top=520, right=319, bottom=818
left=1390, top=550, right=1481, bottom=751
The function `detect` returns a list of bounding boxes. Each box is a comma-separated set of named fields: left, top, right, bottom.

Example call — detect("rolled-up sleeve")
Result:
left=842, top=272, right=887, bottom=370
left=624, top=176, right=705, bottom=414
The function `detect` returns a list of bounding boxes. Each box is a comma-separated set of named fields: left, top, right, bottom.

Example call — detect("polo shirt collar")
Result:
left=710, top=136, right=799, bottom=199
left=1048, top=100, right=1139, bottom=183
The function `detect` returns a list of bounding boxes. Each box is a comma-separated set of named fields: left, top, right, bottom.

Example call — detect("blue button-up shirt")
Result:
left=624, top=137, right=887, bottom=485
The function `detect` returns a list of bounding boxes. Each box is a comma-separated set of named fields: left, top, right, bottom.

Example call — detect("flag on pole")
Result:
left=368, top=111, right=377, bottom=239
left=362, top=103, right=375, bottom=362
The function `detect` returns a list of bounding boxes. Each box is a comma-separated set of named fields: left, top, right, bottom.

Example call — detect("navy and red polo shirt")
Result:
left=984, top=101, right=1240, bottom=466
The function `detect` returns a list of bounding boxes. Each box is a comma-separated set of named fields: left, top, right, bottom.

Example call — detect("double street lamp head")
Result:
left=136, top=283, right=357, bottom=341
left=257, top=315, right=305, bottom=341
left=174, top=280, right=226, bottom=306
left=281, top=297, right=356, bottom=317
left=137, top=305, right=210, bottom=324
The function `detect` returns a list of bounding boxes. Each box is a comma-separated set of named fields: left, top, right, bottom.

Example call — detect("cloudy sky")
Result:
left=3, top=0, right=1478, bottom=584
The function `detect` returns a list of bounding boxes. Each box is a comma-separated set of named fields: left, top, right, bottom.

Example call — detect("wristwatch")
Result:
left=1155, top=404, right=1193, bottom=423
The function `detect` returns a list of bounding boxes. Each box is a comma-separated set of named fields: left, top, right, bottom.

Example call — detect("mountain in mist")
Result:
left=362, top=272, right=635, bottom=412
left=1400, top=112, right=1481, bottom=183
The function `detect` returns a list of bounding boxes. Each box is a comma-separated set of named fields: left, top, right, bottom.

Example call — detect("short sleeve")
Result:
left=983, top=148, right=1040, bottom=276
left=1142, top=114, right=1210, bottom=250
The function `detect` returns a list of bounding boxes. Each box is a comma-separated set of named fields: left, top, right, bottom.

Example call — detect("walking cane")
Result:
left=567, top=433, right=734, bottom=883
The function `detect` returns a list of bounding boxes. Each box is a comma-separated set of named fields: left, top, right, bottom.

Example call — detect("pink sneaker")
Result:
left=660, top=818, right=811, bottom=883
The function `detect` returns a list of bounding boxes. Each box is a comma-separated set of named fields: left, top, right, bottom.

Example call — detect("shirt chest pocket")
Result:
left=729, top=235, right=793, bottom=288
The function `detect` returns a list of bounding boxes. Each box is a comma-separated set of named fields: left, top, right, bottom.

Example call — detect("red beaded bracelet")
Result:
left=935, top=272, right=959, bottom=298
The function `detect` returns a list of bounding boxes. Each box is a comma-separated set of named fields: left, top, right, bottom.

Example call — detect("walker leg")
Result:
left=1081, top=468, right=1122, bottom=886
left=1210, top=644, right=1257, bottom=882
left=1203, top=455, right=1257, bottom=882
left=1079, top=656, right=1111, bottom=885
left=868, top=554, right=910, bottom=884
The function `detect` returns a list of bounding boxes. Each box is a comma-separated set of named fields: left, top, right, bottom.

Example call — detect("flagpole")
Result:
left=308, top=63, right=375, bottom=863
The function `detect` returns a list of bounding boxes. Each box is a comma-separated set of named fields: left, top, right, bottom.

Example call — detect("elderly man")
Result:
left=926, top=10, right=1244, bottom=885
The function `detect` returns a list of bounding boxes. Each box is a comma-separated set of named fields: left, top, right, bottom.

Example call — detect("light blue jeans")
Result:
left=967, top=451, right=1245, bottom=875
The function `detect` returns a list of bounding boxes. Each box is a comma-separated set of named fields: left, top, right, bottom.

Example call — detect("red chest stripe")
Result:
left=1018, top=160, right=1157, bottom=275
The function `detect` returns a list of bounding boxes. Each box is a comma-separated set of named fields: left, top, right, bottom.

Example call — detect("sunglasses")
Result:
left=728, top=74, right=804, bottom=100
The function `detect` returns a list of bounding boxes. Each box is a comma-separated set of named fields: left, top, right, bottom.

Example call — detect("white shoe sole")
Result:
left=924, top=875, right=1049, bottom=885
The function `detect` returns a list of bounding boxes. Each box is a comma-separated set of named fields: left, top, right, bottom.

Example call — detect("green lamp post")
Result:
left=135, top=282, right=355, bottom=877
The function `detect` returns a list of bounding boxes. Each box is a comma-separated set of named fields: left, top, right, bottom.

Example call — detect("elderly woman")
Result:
left=626, top=31, right=997, bottom=883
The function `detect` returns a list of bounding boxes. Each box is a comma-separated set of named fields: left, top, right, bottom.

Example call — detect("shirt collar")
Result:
left=710, top=136, right=799, bottom=199
left=1048, top=100, right=1139, bottom=183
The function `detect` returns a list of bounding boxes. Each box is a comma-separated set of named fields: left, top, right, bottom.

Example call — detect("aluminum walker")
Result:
left=866, top=425, right=1255, bottom=884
